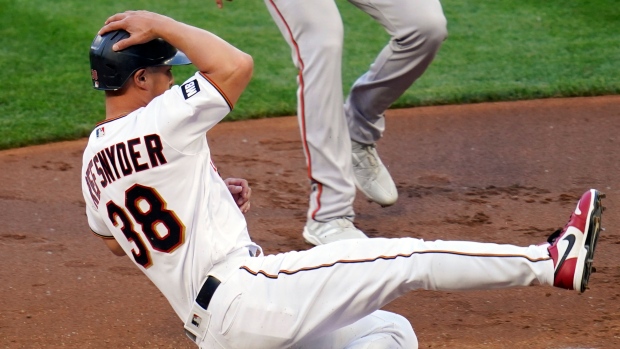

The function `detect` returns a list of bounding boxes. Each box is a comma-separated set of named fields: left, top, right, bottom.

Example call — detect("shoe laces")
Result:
left=354, top=143, right=380, bottom=171
left=363, top=145, right=379, bottom=167
left=328, top=217, right=355, bottom=229
left=317, top=218, right=357, bottom=236
left=548, top=210, right=579, bottom=244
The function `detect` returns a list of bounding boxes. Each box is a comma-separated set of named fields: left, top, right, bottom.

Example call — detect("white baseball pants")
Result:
left=193, top=237, right=553, bottom=348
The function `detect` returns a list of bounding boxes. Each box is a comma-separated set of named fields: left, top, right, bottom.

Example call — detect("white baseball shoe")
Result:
left=351, top=140, right=398, bottom=207
left=547, top=189, right=604, bottom=293
left=302, top=218, right=368, bottom=246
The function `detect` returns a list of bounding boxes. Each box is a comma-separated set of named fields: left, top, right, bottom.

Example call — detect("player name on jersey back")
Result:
left=84, top=133, right=167, bottom=208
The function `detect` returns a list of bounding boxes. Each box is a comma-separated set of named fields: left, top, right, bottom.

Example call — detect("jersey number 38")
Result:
left=106, top=184, right=186, bottom=268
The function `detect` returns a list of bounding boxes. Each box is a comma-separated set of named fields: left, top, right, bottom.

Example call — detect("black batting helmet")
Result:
left=89, top=30, right=191, bottom=90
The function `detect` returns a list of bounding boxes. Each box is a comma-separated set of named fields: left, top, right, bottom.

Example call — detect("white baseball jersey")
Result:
left=81, top=72, right=257, bottom=321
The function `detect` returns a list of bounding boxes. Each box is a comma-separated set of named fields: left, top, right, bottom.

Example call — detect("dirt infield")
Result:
left=1, top=96, right=619, bottom=348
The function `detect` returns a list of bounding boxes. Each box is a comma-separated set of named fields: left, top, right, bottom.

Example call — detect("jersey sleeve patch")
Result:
left=181, top=80, right=201, bottom=100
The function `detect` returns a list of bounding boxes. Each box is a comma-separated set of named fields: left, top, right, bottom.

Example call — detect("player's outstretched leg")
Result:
left=547, top=189, right=605, bottom=293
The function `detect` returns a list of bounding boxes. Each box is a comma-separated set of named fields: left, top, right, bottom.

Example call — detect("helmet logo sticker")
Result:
left=92, top=69, right=99, bottom=88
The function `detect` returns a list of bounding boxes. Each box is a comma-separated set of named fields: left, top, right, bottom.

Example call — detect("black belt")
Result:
left=196, top=275, right=221, bottom=310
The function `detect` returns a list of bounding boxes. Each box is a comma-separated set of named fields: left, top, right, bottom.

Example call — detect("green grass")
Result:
left=0, top=0, right=618, bottom=149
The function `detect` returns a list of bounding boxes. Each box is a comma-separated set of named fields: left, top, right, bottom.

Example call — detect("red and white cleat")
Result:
left=547, top=189, right=605, bottom=293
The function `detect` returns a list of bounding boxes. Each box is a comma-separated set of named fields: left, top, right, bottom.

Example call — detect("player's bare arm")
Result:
left=224, top=177, right=251, bottom=213
left=98, top=10, right=253, bottom=105
left=103, top=237, right=125, bottom=256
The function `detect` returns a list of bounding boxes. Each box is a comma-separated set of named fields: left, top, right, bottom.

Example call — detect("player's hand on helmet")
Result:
left=214, top=0, right=233, bottom=9
left=224, top=178, right=251, bottom=213
left=98, top=11, right=172, bottom=51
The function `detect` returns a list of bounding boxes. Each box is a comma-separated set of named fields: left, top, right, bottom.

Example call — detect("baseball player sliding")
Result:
left=224, top=0, right=447, bottom=245
left=83, top=10, right=605, bottom=349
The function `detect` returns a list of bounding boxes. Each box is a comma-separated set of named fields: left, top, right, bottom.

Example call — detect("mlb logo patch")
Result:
left=191, top=314, right=202, bottom=327
left=181, top=80, right=200, bottom=99
left=96, top=127, right=105, bottom=138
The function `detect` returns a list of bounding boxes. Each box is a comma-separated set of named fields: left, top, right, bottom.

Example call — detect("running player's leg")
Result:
left=264, top=0, right=358, bottom=223
left=345, top=0, right=448, bottom=143
left=205, top=237, right=553, bottom=348
left=344, top=0, right=447, bottom=207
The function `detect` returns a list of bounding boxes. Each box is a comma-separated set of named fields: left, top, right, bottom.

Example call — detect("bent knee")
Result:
left=390, top=313, right=418, bottom=348
left=394, top=11, right=448, bottom=50
left=375, top=311, right=418, bottom=349
left=421, top=13, right=448, bottom=44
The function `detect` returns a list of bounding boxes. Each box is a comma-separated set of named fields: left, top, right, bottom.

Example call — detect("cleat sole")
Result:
left=578, top=190, right=604, bottom=293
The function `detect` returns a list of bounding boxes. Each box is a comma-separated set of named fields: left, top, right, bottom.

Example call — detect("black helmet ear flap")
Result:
left=89, top=30, right=190, bottom=91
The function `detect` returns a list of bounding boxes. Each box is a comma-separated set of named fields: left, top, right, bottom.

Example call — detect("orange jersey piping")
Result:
left=239, top=250, right=552, bottom=279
